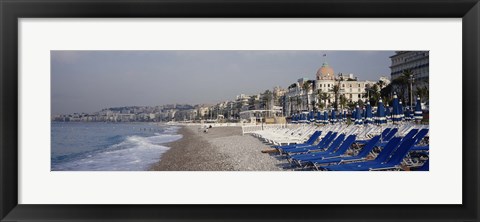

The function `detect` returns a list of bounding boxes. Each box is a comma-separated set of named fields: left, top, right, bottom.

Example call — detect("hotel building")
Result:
left=284, top=62, right=385, bottom=116
left=390, top=51, right=429, bottom=97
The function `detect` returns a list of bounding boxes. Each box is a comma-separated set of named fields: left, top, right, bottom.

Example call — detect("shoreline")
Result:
left=150, top=126, right=235, bottom=171
left=150, top=126, right=288, bottom=171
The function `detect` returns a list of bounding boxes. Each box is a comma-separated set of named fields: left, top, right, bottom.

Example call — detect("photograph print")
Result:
left=51, top=50, right=429, bottom=171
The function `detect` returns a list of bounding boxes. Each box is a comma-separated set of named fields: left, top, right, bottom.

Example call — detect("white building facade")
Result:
left=284, top=62, right=376, bottom=116
left=390, top=51, right=429, bottom=89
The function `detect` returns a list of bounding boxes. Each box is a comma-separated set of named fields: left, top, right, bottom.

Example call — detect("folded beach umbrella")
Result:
left=362, top=107, right=367, bottom=124
left=291, top=114, right=296, bottom=124
left=376, top=99, right=387, bottom=125
left=409, top=106, right=415, bottom=120
left=414, top=96, right=423, bottom=122
left=323, top=110, right=329, bottom=124
left=392, top=93, right=401, bottom=123
left=354, top=105, right=363, bottom=125
left=399, top=100, right=404, bottom=121
left=343, top=110, right=347, bottom=123
left=385, top=105, right=392, bottom=122
left=315, top=112, right=321, bottom=123
left=309, top=111, right=315, bottom=123
left=404, top=107, right=411, bottom=121
left=331, top=109, right=337, bottom=124
left=365, top=101, right=373, bottom=124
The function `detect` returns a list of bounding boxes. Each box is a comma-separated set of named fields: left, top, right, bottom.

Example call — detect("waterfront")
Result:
left=51, top=122, right=182, bottom=171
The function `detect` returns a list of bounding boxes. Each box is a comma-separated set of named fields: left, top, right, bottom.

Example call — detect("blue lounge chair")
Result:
left=285, top=133, right=343, bottom=155
left=310, top=135, right=381, bottom=169
left=292, top=135, right=356, bottom=165
left=356, top=128, right=390, bottom=144
left=412, top=128, right=428, bottom=144
left=278, top=131, right=333, bottom=153
left=283, top=132, right=338, bottom=155
left=273, top=131, right=322, bottom=149
left=411, top=145, right=429, bottom=151
left=321, top=136, right=416, bottom=171
left=382, top=128, right=398, bottom=141
left=366, top=138, right=418, bottom=171
left=378, top=128, right=417, bottom=147
left=318, top=137, right=403, bottom=171
left=414, top=160, right=429, bottom=171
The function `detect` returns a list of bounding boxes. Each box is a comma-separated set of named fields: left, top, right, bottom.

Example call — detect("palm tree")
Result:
left=311, top=101, right=317, bottom=112
left=262, top=90, right=273, bottom=117
left=416, top=86, right=429, bottom=103
left=329, top=84, right=341, bottom=110
left=365, top=84, right=381, bottom=106
left=392, top=70, right=414, bottom=104
left=302, top=82, right=312, bottom=111
left=377, top=80, right=386, bottom=89
left=339, top=94, right=348, bottom=110
left=319, top=92, right=330, bottom=110
left=296, top=96, right=302, bottom=113
left=288, top=96, right=293, bottom=116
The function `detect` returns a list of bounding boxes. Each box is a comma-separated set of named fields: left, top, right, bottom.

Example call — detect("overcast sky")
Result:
left=51, top=50, right=395, bottom=115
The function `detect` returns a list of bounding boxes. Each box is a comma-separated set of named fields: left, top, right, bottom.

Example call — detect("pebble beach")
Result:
left=150, top=126, right=288, bottom=171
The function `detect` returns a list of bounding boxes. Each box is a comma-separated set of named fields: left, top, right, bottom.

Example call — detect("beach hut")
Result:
left=414, top=96, right=423, bottom=122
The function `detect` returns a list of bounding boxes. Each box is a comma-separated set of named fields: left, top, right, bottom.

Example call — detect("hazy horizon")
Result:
left=52, top=50, right=395, bottom=115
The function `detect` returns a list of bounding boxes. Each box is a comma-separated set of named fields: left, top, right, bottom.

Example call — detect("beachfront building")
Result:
left=284, top=62, right=375, bottom=116
left=196, top=105, right=210, bottom=119
left=390, top=51, right=429, bottom=105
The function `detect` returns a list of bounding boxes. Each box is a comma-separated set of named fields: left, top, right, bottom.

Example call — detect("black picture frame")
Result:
left=1, top=0, right=479, bottom=221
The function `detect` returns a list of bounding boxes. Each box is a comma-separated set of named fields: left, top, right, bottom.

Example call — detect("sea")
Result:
left=51, top=122, right=182, bottom=171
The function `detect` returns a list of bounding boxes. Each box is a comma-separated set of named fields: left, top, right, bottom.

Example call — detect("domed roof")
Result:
left=316, top=62, right=335, bottom=80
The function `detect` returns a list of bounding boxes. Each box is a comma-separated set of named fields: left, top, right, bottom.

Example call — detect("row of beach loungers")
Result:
left=252, top=123, right=429, bottom=171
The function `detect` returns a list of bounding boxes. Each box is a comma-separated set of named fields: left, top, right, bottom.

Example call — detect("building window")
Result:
left=358, top=84, right=361, bottom=87
left=342, top=84, right=345, bottom=87
left=328, top=84, right=330, bottom=87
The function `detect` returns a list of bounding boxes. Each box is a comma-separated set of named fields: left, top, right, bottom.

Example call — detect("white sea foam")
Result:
left=53, top=133, right=182, bottom=171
